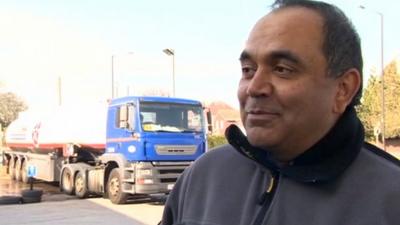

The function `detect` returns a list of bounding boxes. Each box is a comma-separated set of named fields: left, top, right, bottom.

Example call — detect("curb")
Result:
left=0, top=189, right=43, bottom=205
left=0, top=195, right=22, bottom=205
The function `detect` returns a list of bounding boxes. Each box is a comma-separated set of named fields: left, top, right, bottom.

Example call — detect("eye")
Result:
left=241, top=65, right=257, bottom=79
left=273, top=65, right=294, bottom=76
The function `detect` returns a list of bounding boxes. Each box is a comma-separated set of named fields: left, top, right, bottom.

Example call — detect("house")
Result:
left=204, top=101, right=244, bottom=136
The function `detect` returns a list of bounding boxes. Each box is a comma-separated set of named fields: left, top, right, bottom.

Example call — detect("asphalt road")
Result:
left=0, top=165, right=75, bottom=201
left=0, top=165, right=165, bottom=225
left=0, top=198, right=164, bottom=225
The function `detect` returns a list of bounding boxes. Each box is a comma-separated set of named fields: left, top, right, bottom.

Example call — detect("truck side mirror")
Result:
left=206, top=111, right=213, bottom=133
left=119, top=104, right=136, bottom=131
left=119, top=105, right=130, bottom=129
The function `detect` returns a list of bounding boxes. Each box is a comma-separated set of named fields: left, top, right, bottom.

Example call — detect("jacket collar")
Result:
left=225, top=107, right=364, bottom=183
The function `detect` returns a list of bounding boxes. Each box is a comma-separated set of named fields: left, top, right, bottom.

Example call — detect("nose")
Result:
left=246, top=68, right=273, bottom=97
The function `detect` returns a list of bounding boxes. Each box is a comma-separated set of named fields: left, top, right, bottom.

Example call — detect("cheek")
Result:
left=237, top=81, right=247, bottom=106
left=275, top=82, right=306, bottom=108
left=237, top=81, right=248, bottom=124
left=278, top=81, right=335, bottom=118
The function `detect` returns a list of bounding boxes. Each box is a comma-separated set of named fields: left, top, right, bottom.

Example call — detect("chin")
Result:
left=246, top=129, right=274, bottom=150
left=247, top=138, right=269, bottom=149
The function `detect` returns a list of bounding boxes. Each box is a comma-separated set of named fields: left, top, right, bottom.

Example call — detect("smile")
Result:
left=246, top=110, right=280, bottom=123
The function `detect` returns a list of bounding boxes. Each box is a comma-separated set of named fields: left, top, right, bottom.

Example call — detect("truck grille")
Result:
left=156, top=165, right=187, bottom=184
left=159, top=169, right=183, bottom=174
left=155, top=145, right=197, bottom=155
left=160, top=178, right=177, bottom=183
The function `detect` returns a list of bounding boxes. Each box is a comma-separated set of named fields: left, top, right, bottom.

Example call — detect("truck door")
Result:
left=106, top=104, right=142, bottom=159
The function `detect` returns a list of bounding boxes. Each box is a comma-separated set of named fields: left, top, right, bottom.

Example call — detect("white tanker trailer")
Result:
left=3, top=103, right=107, bottom=183
left=5, top=104, right=107, bottom=154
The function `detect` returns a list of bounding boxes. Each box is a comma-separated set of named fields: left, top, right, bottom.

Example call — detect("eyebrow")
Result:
left=239, top=50, right=251, bottom=61
left=270, top=50, right=301, bottom=65
left=239, top=49, right=302, bottom=65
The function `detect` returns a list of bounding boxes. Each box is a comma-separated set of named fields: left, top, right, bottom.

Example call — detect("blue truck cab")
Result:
left=106, top=96, right=206, bottom=161
left=98, top=96, right=207, bottom=203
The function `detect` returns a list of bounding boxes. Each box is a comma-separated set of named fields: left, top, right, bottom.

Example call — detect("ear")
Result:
left=333, top=68, right=361, bottom=113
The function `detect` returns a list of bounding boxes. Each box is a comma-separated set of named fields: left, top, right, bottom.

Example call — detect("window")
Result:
left=139, top=102, right=204, bottom=133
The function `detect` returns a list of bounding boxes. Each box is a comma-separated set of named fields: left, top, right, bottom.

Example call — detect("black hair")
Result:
left=272, top=0, right=363, bottom=106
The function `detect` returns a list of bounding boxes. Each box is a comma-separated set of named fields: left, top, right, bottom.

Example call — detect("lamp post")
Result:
left=57, top=76, right=62, bottom=106
left=111, top=52, right=134, bottom=99
left=359, top=5, right=386, bottom=151
left=163, top=48, right=175, bottom=97
left=111, top=55, right=115, bottom=99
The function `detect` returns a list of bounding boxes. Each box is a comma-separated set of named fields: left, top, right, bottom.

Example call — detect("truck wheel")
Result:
left=21, top=160, right=29, bottom=183
left=61, top=168, right=74, bottom=195
left=15, top=158, right=23, bottom=181
left=74, top=171, right=88, bottom=198
left=9, top=158, right=16, bottom=180
left=5, top=158, right=10, bottom=174
left=107, top=168, right=128, bottom=204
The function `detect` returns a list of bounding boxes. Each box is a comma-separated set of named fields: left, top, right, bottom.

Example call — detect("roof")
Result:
left=216, top=109, right=240, bottom=121
left=110, top=96, right=202, bottom=106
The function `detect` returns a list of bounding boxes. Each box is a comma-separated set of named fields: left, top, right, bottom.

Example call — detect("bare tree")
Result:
left=0, top=92, right=28, bottom=130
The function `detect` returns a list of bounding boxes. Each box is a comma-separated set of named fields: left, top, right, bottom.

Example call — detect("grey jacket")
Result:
left=161, top=109, right=400, bottom=225
left=163, top=144, right=400, bottom=225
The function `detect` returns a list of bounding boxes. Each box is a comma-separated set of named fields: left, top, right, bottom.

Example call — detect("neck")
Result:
left=265, top=115, right=341, bottom=163
left=226, top=107, right=364, bottom=182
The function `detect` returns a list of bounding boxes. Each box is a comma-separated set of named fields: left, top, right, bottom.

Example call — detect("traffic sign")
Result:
left=27, top=165, right=37, bottom=177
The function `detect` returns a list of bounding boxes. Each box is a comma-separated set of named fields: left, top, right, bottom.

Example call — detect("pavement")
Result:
left=0, top=163, right=164, bottom=225
left=0, top=163, right=74, bottom=201
left=0, top=198, right=163, bottom=225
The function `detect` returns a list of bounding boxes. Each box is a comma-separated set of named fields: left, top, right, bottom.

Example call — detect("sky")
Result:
left=1, top=0, right=399, bottom=111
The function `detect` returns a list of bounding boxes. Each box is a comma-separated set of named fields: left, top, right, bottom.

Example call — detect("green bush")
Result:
left=207, top=135, right=227, bottom=149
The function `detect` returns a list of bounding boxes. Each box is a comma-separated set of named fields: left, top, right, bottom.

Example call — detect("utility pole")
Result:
left=58, top=76, right=62, bottom=106
left=163, top=48, right=176, bottom=97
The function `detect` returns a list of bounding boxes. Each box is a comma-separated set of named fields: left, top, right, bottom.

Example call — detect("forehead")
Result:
left=245, top=7, right=324, bottom=60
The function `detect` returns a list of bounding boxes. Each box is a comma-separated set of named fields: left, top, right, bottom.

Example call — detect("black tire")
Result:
left=15, top=158, right=22, bottom=181
left=9, top=158, right=16, bottom=180
left=21, top=189, right=43, bottom=204
left=0, top=196, right=22, bottom=205
left=74, top=171, right=88, bottom=199
left=21, top=160, right=29, bottom=183
left=107, top=168, right=128, bottom=204
left=60, top=168, right=74, bottom=195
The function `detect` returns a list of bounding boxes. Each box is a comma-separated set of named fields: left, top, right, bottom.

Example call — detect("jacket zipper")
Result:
left=252, top=173, right=279, bottom=225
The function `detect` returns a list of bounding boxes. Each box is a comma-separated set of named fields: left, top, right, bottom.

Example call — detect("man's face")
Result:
left=238, top=7, right=341, bottom=161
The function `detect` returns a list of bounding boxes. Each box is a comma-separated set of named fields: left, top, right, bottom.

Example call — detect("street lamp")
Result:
left=359, top=5, right=386, bottom=151
left=111, top=55, right=115, bottom=99
left=111, top=52, right=134, bottom=99
left=163, top=48, right=176, bottom=97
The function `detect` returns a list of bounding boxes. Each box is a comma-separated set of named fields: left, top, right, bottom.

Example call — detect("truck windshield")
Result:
left=139, top=102, right=204, bottom=133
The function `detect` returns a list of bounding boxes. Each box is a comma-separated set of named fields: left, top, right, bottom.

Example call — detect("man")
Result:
left=161, top=0, right=400, bottom=224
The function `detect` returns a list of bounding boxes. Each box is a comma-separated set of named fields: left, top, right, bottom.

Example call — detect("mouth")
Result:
left=246, top=108, right=279, bottom=115
left=245, top=108, right=280, bottom=123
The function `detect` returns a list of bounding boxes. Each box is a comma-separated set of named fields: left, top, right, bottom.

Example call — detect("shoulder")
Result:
left=165, top=144, right=248, bottom=202
left=191, top=144, right=255, bottom=171
left=178, top=144, right=259, bottom=186
left=360, top=142, right=400, bottom=172
left=198, top=144, right=238, bottom=162
left=363, top=142, right=400, bottom=166
left=349, top=142, right=400, bottom=188
left=354, top=143, right=400, bottom=218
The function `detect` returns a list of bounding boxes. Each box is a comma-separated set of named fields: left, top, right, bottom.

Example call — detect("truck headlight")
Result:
left=136, top=178, right=154, bottom=184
